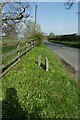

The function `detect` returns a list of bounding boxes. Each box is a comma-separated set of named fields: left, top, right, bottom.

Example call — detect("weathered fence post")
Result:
left=29, top=41, right=31, bottom=50
left=31, top=40, right=33, bottom=48
left=33, top=40, right=34, bottom=47
left=38, top=55, right=41, bottom=66
left=17, top=42, right=20, bottom=61
left=45, top=57, right=48, bottom=71
left=25, top=41, right=28, bottom=52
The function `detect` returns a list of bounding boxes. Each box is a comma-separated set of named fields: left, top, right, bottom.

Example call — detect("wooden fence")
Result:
left=0, top=39, right=37, bottom=77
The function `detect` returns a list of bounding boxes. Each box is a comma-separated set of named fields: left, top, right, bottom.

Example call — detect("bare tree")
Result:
left=0, top=1, right=31, bottom=38
left=65, top=0, right=80, bottom=13
left=2, top=2, right=31, bottom=24
left=1, top=0, right=10, bottom=8
left=23, top=20, right=41, bottom=39
left=64, top=0, right=76, bottom=9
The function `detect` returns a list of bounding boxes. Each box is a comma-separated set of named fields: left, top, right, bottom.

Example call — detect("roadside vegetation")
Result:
left=29, top=32, right=46, bottom=46
left=48, top=33, right=80, bottom=48
left=49, top=40, right=80, bottom=48
left=1, top=1, right=79, bottom=119
left=2, top=44, right=78, bottom=119
left=1, top=31, right=45, bottom=64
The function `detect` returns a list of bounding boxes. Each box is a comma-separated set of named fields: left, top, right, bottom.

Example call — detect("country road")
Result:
left=43, top=40, right=78, bottom=71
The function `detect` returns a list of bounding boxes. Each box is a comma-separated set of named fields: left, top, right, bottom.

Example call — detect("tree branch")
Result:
left=2, top=0, right=10, bottom=7
left=65, top=0, right=76, bottom=9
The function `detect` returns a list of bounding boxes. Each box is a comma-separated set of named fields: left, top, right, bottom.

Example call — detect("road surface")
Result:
left=43, top=40, right=78, bottom=71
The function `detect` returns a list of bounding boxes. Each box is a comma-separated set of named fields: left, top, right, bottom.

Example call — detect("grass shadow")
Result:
left=2, top=88, right=27, bottom=120
left=41, top=63, right=45, bottom=71
left=2, top=88, right=42, bottom=120
left=35, top=61, right=38, bottom=65
left=35, top=61, right=45, bottom=71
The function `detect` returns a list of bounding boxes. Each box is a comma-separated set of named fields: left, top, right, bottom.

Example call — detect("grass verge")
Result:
left=2, top=44, right=79, bottom=119
left=49, top=40, right=80, bottom=48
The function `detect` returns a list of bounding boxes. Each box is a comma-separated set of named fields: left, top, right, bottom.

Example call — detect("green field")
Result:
left=2, top=40, right=26, bottom=54
left=2, top=45, right=79, bottom=119
left=2, top=45, right=17, bottom=66
left=1, top=40, right=29, bottom=65
left=2, top=45, right=16, bottom=54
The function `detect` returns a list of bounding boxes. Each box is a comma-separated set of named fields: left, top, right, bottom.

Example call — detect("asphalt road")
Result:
left=43, top=40, right=78, bottom=71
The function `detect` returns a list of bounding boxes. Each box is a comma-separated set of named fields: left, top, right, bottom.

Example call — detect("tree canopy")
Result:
left=0, top=1, right=31, bottom=38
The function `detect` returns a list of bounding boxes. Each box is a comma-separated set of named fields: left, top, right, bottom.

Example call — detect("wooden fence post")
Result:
left=31, top=40, right=33, bottom=48
left=25, top=41, right=28, bottom=52
left=38, top=55, right=41, bottom=66
left=33, top=40, right=34, bottom=47
left=17, top=42, right=20, bottom=61
left=45, top=57, right=48, bottom=71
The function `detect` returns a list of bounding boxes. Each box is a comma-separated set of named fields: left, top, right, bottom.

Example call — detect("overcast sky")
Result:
left=30, top=2, right=78, bottom=35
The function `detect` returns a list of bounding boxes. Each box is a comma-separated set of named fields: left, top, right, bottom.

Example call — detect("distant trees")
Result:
left=24, top=21, right=45, bottom=45
left=23, top=20, right=41, bottom=39
left=48, top=33, right=55, bottom=39
left=48, top=33, right=56, bottom=40
left=48, top=33, right=80, bottom=42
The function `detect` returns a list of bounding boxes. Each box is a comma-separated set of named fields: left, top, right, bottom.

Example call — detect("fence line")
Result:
left=0, top=39, right=37, bottom=77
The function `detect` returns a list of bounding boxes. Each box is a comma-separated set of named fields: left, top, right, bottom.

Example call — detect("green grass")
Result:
left=1, top=40, right=28, bottom=65
left=49, top=40, right=80, bottom=48
left=2, top=45, right=79, bottom=119
left=1, top=39, right=27, bottom=54
left=2, top=52, right=17, bottom=65
left=2, top=45, right=16, bottom=54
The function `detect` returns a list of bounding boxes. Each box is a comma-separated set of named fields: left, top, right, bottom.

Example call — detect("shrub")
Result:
left=30, top=32, right=45, bottom=46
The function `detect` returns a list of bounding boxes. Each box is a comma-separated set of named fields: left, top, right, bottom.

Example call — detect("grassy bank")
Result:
left=2, top=40, right=26, bottom=54
left=2, top=45, right=78, bottom=119
left=49, top=40, right=80, bottom=48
